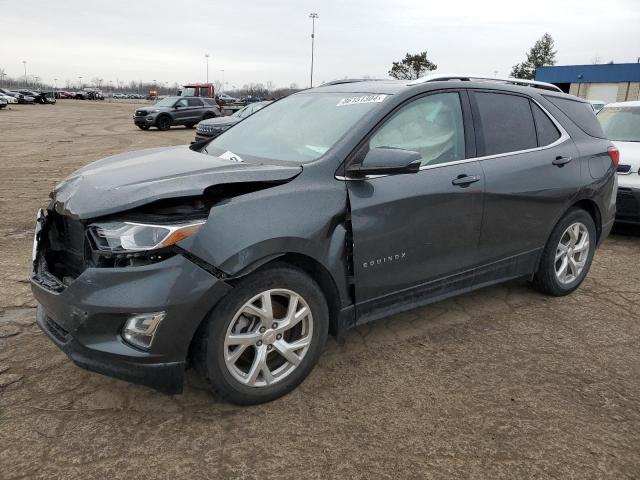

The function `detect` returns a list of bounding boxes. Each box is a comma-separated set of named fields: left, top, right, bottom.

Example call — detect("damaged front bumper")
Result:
left=31, top=252, right=232, bottom=394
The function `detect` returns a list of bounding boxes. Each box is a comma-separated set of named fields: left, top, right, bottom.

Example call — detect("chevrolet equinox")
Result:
left=32, top=75, right=618, bottom=405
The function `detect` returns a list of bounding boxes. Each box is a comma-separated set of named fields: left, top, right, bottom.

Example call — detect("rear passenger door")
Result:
left=186, top=98, right=204, bottom=121
left=469, top=90, right=581, bottom=280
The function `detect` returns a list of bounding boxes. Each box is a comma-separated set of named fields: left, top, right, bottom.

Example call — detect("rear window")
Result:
left=474, top=92, right=537, bottom=156
left=597, top=106, right=640, bottom=142
left=544, top=95, right=605, bottom=138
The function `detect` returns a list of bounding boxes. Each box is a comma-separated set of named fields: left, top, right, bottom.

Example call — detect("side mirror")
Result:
left=347, top=147, right=422, bottom=177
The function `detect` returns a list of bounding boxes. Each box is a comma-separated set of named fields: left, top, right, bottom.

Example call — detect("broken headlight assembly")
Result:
left=87, top=220, right=206, bottom=267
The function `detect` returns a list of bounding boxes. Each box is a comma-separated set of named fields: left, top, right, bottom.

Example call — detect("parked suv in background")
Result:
left=133, top=96, right=221, bottom=130
left=598, top=101, right=640, bottom=223
left=194, top=100, right=271, bottom=142
left=32, top=75, right=616, bottom=405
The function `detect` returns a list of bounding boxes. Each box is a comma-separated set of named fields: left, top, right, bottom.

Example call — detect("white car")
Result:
left=0, top=93, right=18, bottom=104
left=598, top=101, right=640, bottom=224
left=216, top=92, right=238, bottom=103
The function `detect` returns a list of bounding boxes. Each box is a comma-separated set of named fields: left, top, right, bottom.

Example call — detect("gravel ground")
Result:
left=1, top=101, right=639, bottom=479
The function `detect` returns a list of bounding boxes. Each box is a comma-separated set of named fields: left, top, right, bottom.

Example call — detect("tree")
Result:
left=388, top=51, right=437, bottom=80
left=510, top=33, right=557, bottom=80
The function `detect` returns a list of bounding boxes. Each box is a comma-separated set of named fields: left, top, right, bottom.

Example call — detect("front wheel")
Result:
left=155, top=115, right=172, bottom=130
left=194, top=265, right=328, bottom=405
left=532, top=208, right=596, bottom=296
left=137, top=125, right=150, bottom=130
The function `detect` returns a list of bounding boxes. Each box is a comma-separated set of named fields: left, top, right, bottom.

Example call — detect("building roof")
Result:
left=536, top=63, right=640, bottom=84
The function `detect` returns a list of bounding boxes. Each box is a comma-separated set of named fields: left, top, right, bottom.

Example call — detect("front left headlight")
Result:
left=89, top=220, right=205, bottom=252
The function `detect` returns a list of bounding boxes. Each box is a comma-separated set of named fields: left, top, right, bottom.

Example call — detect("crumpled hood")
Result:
left=52, top=145, right=302, bottom=219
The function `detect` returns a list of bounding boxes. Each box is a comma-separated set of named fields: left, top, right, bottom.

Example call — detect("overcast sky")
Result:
left=1, top=0, right=638, bottom=89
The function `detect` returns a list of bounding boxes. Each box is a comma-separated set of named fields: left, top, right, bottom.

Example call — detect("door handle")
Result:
left=552, top=156, right=572, bottom=167
left=451, top=174, right=480, bottom=187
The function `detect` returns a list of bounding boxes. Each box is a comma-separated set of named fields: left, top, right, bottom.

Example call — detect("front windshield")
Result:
left=207, top=92, right=388, bottom=163
left=181, top=87, right=197, bottom=96
left=598, top=106, right=640, bottom=142
left=154, top=97, right=178, bottom=107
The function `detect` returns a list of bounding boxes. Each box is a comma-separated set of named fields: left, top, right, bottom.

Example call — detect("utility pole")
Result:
left=309, top=13, right=318, bottom=88
left=205, top=53, right=210, bottom=83
left=220, top=69, right=225, bottom=92
left=22, top=60, right=27, bottom=86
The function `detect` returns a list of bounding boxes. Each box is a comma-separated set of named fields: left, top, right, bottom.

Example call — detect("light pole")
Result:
left=22, top=60, right=27, bottom=86
left=205, top=53, right=210, bottom=83
left=220, top=70, right=224, bottom=92
left=309, top=13, right=318, bottom=88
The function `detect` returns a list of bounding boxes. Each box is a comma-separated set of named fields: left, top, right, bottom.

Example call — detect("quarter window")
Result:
left=188, top=98, right=202, bottom=107
left=369, top=92, right=466, bottom=166
left=531, top=102, right=561, bottom=146
left=474, top=92, right=537, bottom=156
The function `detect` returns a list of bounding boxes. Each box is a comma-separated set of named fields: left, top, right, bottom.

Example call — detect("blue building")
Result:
left=535, top=63, right=640, bottom=103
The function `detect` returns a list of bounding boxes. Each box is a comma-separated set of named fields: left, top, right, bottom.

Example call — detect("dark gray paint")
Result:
left=32, top=79, right=617, bottom=393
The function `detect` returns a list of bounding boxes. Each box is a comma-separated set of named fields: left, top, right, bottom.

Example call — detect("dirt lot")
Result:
left=1, top=101, right=639, bottom=479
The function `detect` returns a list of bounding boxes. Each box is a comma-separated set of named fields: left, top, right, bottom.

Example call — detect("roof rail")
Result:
left=407, top=73, right=563, bottom=92
left=319, top=78, right=384, bottom=87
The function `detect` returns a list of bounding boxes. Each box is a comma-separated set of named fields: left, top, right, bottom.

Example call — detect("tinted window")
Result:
left=474, top=92, right=537, bottom=155
left=531, top=103, right=561, bottom=146
left=187, top=98, right=202, bottom=107
left=544, top=95, right=606, bottom=138
left=369, top=92, right=465, bottom=166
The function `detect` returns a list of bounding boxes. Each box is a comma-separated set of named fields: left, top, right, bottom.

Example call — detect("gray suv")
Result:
left=133, top=96, right=220, bottom=130
left=32, top=75, right=617, bottom=405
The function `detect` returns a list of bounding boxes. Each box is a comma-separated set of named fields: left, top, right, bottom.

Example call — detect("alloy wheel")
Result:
left=223, top=289, right=313, bottom=387
left=555, top=222, right=589, bottom=285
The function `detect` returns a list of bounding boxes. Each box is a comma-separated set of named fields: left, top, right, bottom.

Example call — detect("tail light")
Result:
left=607, top=146, right=620, bottom=167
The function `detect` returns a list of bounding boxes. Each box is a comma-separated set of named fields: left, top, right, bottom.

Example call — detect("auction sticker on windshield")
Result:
left=336, top=94, right=387, bottom=107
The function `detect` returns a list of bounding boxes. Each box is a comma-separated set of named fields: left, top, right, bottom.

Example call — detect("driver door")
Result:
left=346, top=91, right=485, bottom=322
left=172, top=98, right=191, bottom=121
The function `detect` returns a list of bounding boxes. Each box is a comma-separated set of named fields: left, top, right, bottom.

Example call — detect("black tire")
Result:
left=185, top=123, right=196, bottom=129
left=202, top=112, right=216, bottom=120
left=194, top=265, right=329, bottom=405
left=156, top=115, right=172, bottom=130
left=532, top=208, right=596, bottom=296
left=137, top=125, right=150, bottom=130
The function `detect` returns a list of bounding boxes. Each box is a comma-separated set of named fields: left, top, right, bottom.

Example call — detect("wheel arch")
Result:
left=229, top=253, right=343, bottom=337
left=570, top=198, right=602, bottom=244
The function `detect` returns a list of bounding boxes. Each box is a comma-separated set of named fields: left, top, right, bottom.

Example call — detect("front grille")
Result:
left=41, top=211, right=88, bottom=282
left=617, top=164, right=632, bottom=174
left=617, top=189, right=640, bottom=216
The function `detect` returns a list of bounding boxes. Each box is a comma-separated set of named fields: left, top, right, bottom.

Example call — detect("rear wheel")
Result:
left=532, top=209, right=596, bottom=296
left=137, top=125, right=150, bottom=130
left=185, top=123, right=196, bottom=128
left=194, top=265, right=328, bottom=405
left=202, top=112, right=216, bottom=120
left=156, top=115, right=172, bottom=130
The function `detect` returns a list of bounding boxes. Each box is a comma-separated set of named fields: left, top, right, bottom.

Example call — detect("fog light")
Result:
left=122, top=312, right=166, bottom=350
